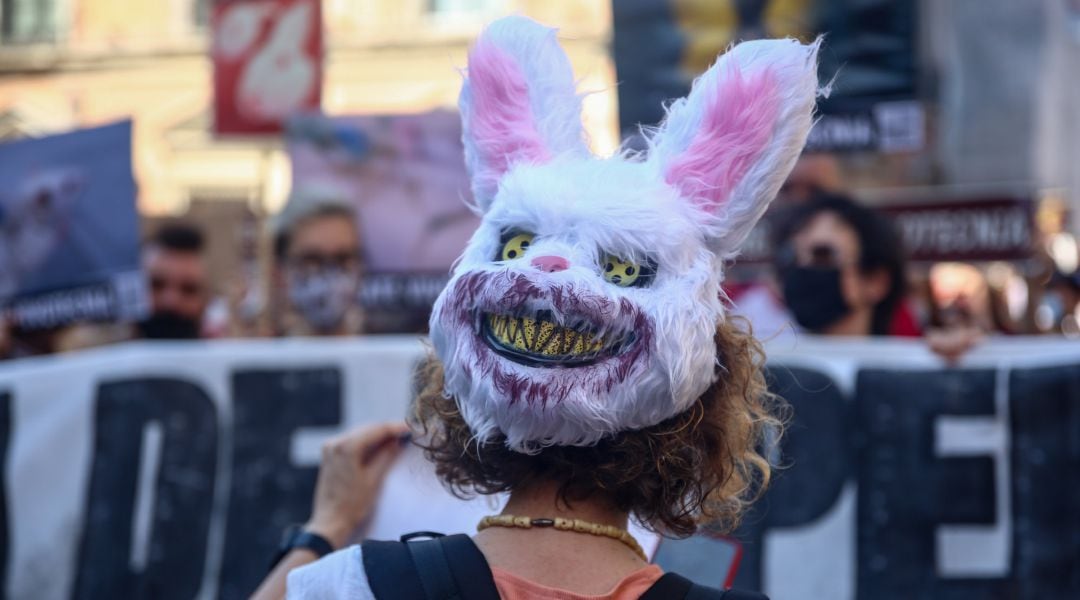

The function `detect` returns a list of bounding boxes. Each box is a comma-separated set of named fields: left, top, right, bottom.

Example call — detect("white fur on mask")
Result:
left=430, top=16, right=821, bottom=452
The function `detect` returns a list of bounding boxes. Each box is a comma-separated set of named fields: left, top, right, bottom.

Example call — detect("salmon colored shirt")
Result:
left=491, top=564, right=664, bottom=600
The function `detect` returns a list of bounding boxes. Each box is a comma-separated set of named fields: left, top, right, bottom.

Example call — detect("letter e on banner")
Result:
left=217, top=368, right=342, bottom=599
left=855, top=369, right=1007, bottom=598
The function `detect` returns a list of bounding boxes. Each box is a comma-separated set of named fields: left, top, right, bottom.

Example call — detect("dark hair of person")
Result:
left=273, top=204, right=357, bottom=261
left=770, top=193, right=908, bottom=336
left=411, top=316, right=785, bottom=537
left=149, top=222, right=204, bottom=254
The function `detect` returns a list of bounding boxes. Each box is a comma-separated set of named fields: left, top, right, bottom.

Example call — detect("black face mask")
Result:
left=780, top=266, right=851, bottom=332
left=137, top=311, right=201, bottom=340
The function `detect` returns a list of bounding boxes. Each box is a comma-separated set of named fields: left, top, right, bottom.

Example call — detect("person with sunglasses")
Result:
left=272, top=192, right=365, bottom=337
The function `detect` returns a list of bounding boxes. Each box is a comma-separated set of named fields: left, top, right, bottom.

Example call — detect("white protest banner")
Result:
left=0, top=336, right=1076, bottom=599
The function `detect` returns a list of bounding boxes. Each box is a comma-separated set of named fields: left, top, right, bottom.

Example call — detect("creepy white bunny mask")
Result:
left=429, top=16, right=820, bottom=451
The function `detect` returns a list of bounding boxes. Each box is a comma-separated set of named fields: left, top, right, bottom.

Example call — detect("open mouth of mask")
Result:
left=478, top=308, right=635, bottom=367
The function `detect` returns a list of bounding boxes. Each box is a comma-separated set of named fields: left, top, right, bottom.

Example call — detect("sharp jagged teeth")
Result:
left=560, top=329, right=577, bottom=354
left=536, top=320, right=558, bottom=354
left=514, top=317, right=531, bottom=349
left=485, top=312, right=629, bottom=360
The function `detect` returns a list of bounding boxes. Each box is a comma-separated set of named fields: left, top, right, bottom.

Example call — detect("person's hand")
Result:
left=926, top=325, right=983, bottom=366
left=304, top=421, right=411, bottom=548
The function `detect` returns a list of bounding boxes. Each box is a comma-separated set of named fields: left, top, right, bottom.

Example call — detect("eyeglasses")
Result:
left=286, top=250, right=361, bottom=274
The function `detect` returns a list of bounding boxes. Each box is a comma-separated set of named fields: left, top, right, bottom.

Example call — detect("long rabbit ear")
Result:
left=649, top=38, right=821, bottom=256
left=460, top=16, right=587, bottom=212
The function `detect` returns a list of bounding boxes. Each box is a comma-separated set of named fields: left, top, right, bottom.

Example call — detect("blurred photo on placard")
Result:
left=0, top=121, right=146, bottom=329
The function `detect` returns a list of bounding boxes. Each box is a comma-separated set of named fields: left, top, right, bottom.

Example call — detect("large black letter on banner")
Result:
left=217, top=368, right=342, bottom=599
left=1009, top=364, right=1080, bottom=597
left=731, top=366, right=852, bottom=590
left=73, top=378, right=218, bottom=600
left=855, top=369, right=1004, bottom=598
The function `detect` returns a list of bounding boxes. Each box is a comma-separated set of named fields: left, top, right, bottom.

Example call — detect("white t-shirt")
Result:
left=287, top=545, right=375, bottom=599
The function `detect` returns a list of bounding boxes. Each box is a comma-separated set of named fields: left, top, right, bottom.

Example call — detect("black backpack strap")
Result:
left=437, top=534, right=501, bottom=600
left=640, top=572, right=693, bottom=599
left=641, top=572, right=767, bottom=600
left=361, top=533, right=500, bottom=600
left=362, top=539, right=428, bottom=599
left=408, top=538, right=461, bottom=599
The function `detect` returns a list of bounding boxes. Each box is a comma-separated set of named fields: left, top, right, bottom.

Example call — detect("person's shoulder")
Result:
left=286, top=544, right=375, bottom=600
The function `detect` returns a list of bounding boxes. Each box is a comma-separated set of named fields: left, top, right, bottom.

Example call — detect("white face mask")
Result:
left=287, top=268, right=359, bottom=333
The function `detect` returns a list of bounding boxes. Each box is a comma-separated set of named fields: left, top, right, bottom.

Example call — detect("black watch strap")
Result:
left=269, top=525, right=336, bottom=571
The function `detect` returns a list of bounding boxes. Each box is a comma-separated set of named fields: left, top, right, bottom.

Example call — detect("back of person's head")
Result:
left=413, top=319, right=779, bottom=537
left=770, top=192, right=907, bottom=335
left=412, top=17, right=819, bottom=542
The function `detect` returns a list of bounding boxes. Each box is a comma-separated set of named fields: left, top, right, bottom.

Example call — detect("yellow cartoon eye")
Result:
left=602, top=255, right=643, bottom=287
left=499, top=232, right=535, bottom=261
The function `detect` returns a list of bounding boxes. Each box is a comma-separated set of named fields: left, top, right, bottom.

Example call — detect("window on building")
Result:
left=0, top=0, right=59, bottom=44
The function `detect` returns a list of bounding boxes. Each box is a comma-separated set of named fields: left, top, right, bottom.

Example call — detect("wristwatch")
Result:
left=269, top=524, right=336, bottom=570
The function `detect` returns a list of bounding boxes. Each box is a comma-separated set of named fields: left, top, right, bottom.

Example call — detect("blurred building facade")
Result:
left=0, top=0, right=615, bottom=297
left=3, top=0, right=1080, bottom=239
left=0, top=0, right=617, bottom=219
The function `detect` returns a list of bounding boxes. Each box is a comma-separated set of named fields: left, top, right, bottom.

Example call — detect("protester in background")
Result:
left=1039, top=270, right=1080, bottom=334
left=771, top=193, right=909, bottom=336
left=138, top=222, right=210, bottom=339
left=736, top=193, right=981, bottom=361
left=927, top=262, right=997, bottom=333
left=272, top=191, right=364, bottom=337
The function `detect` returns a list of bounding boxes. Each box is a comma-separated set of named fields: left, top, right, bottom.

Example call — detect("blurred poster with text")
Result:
left=881, top=197, right=1035, bottom=263
left=0, top=121, right=146, bottom=330
left=212, top=0, right=323, bottom=135
left=286, top=111, right=479, bottom=332
left=733, top=193, right=1036, bottom=271
left=612, top=0, right=922, bottom=153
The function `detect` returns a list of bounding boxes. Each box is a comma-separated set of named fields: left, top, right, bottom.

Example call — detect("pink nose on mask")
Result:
left=531, top=255, right=569, bottom=273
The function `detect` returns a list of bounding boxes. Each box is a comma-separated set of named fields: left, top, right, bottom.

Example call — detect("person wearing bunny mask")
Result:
left=255, top=16, right=819, bottom=600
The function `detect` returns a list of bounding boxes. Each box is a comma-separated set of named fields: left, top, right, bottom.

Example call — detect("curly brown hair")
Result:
left=410, top=316, right=785, bottom=537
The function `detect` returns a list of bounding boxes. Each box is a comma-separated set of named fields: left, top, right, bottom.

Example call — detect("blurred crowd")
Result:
left=729, top=154, right=1080, bottom=361
left=1, top=152, right=1078, bottom=362
left=0, top=187, right=366, bottom=358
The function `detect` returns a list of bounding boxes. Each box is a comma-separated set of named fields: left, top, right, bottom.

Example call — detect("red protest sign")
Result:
left=211, top=0, right=323, bottom=135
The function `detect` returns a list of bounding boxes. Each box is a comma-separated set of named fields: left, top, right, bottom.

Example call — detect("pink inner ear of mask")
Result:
left=467, top=40, right=551, bottom=196
left=664, top=64, right=781, bottom=213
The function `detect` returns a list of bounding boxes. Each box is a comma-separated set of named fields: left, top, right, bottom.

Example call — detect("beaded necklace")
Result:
left=477, top=514, right=648, bottom=561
